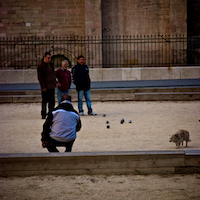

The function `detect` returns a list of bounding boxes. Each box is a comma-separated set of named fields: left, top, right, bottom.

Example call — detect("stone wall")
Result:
left=85, top=0, right=102, bottom=36
left=1, top=151, right=200, bottom=176
left=170, top=0, right=187, bottom=35
left=0, top=0, right=189, bottom=69
left=0, top=0, right=187, bottom=38
left=85, top=0, right=102, bottom=66
left=1, top=66, right=200, bottom=84
left=0, top=0, right=85, bottom=37
left=101, top=0, right=187, bottom=36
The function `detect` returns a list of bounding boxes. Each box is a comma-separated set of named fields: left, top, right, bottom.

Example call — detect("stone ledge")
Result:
left=0, top=66, right=199, bottom=84
left=0, top=150, right=199, bottom=177
left=1, top=88, right=200, bottom=103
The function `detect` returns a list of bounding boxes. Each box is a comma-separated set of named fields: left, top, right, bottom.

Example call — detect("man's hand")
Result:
left=42, top=141, right=49, bottom=148
left=42, top=88, right=47, bottom=92
left=57, top=82, right=61, bottom=87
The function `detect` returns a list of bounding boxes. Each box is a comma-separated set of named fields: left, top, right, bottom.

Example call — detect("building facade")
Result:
left=1, top=0, right=198, bottom=68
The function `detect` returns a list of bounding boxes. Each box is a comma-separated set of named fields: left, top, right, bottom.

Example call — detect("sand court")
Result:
left=0, top=101, right=199, bottom=153
left=0, top=101, right=200, bottom=200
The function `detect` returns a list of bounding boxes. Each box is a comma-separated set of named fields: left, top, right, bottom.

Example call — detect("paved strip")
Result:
left=0, top=79, right=200, bottom=91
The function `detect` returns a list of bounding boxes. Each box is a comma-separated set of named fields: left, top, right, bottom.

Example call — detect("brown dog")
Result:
left=169, top=129, right=191, bottom=149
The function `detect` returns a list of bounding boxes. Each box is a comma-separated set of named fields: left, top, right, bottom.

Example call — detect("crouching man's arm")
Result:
left=76, top=119, right=82, bottom=132
left=41, top=114, right=53, bottom=146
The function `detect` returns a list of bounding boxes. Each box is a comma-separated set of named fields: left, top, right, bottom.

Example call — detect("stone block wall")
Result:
left=85, top=0, right=102, bottom=36
left=0, top=0, right=189, bottom=69
left=1, top=151, right=200, bottom=176
left=101, top=0, right=187, bottom=36
left=1, top=66, right=200, bottom=84
left=170, top=0, right=187, bottom=35
left=0, top=0, right=187, bottom=38
left=0, top=0, right=85, bottom=37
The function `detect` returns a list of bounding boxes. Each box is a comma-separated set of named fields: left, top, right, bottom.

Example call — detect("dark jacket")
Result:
left=37, top=61, right=56, bottom=90
left=71, top=64, right=91, bottom=91
left=41, top=102, right=81, bottom=142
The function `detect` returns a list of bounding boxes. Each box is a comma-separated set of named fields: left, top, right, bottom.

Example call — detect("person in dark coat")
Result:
left=71, top=55, right=96, bottom=116
left=37, top=52, right=56, bottom=119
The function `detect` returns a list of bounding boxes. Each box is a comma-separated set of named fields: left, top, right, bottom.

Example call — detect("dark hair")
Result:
left=44, top=52, right=51, bottom=57
left=77, top=55, right=84, bottom=60
left=61, top=94, right=71, bottom=102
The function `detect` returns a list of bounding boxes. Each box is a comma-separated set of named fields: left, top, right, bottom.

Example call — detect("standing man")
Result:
left=71, top=55, right=96, bottom=116
left=41, top=94, right=81, bottom=152
left=55, top=60, right=71, bottom=105
left=37, top=52, right=56, bottom=119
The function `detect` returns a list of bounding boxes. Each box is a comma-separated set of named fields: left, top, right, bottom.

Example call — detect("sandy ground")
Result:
left=0, top=174, right=200, bottom=200
left=0, top=101, right=200, bottom=199
left=0, top=101, right=199, bottom=153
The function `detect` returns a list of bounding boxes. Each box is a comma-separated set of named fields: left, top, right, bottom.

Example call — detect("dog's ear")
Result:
left=174, top=134, right=178, bottom=138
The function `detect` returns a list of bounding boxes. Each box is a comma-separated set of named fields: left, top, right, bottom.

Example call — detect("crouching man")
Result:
left=41, top=94, right=81, bottom=152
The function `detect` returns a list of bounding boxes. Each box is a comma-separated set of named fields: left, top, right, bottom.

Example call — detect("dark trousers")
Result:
left=47, top=138, right=75, bottom=152
left=41, top=89, right=55, bottom=117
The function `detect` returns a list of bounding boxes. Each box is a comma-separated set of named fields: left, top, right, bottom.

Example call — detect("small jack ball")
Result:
left=129, top=120, right=132, bottom=123
left=106, top=121, right=109, bottom=124
left=107, top=125, right=110, bottom=129
left=103, top=114, right=106, bottom=117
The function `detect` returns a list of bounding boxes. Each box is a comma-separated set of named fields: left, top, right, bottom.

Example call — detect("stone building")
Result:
left=1, top=0, right=199, bottom=68
left=0, top=0, right=187, bottom=37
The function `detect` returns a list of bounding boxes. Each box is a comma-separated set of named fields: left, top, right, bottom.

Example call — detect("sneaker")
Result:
left=79, top=112, right=84, bottom=116
left=88, top=111, right=97, bottom=116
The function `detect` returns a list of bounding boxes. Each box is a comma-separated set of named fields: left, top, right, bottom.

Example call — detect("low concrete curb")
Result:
left=1, top=87, right=200, bottom=103
left=0, top=150, right=200, bottom=177
left=1, top=67, right=200, bottom=84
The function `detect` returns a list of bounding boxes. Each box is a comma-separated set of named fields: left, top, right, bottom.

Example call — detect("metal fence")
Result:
left=0, top=35, right=200, bottom=69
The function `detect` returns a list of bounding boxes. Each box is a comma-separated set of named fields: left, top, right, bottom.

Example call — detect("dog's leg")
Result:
left=186, top=141, right=188, bottom=147
left=176, top=143, right=180, bottom=149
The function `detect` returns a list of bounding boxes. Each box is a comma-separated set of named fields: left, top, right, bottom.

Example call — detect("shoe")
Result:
left=79, top=112, right=84, bottom=116
left=88, top=111, right=97, bottom=116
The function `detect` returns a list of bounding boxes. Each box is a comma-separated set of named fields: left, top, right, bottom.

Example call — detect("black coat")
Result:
left=71, top=64, right=91, bottom=91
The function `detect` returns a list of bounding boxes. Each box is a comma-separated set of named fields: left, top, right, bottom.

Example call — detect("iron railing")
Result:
left=0, top=35, right=200, bottom=69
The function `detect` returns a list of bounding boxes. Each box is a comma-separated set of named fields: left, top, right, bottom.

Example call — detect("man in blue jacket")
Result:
left=41, top=94, right=81, bottom=152
left=71, top=55, right=96, bottom=116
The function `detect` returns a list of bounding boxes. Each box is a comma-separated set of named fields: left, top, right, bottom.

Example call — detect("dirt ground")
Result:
left=0, top=174, right=200, bottom=200
left=0, top=101, right=200, bottom=199
left=0, top=101, right=199, bottom=153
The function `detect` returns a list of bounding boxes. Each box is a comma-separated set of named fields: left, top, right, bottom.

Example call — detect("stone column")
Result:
left=84, top=0, right=102, bottom=68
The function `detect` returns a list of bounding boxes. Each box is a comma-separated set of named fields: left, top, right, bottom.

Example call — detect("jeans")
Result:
left=77, top=90, right=92, bottom=114
left=41, top=89, right=55, bottom=117
left=47, top=137, right=75, bottom=152
left=57, top=89, right=69, bottom=105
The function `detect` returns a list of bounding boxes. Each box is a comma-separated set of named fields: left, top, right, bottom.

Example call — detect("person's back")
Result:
left=41, top=94, right=81, bottom=152
left=50, top=101, right=80, bottom=142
